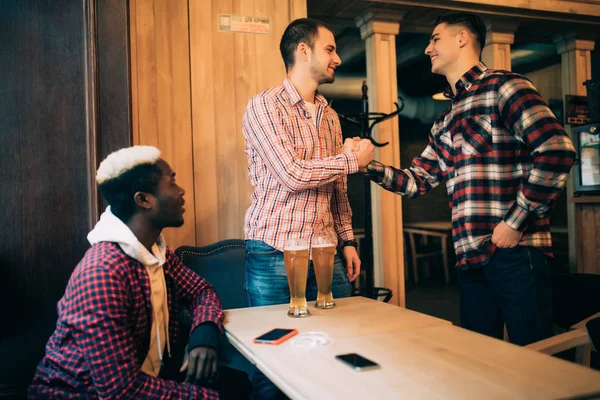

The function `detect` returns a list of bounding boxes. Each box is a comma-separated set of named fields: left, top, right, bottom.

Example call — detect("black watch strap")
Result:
left=341, top=240, right=358, bottom=248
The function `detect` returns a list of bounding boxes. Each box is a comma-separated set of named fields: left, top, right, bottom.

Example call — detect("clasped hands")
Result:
left=343, top=137, right=374, bottom=171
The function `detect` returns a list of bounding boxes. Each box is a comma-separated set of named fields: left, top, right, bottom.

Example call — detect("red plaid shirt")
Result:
left=243, top=78, right=359, bottom=251
left=29, top=242, right=224, bottom=399
left=364, top=63, right=575, bottom=268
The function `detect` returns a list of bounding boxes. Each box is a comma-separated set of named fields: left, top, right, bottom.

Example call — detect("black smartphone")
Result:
left=335, top=353, right=380, bottom=371
left=253, top=328, right=298, bottom=345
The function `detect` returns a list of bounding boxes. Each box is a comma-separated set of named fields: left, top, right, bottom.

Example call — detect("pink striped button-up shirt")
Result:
left=242, top=78, right=358, bottom=253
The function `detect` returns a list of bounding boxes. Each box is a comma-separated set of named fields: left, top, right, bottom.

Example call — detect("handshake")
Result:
left=343, top=137, right=374, bottom=172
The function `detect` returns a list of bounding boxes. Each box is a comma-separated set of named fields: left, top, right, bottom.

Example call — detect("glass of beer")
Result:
left=284, top=238, right=310, bottom=318
left=312, top=236, right=336, bottom=309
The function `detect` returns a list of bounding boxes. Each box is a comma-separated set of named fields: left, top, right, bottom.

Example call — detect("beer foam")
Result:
left=312, top=243, right=335, bottom=248
left=284, top=246, right=308, bottom=251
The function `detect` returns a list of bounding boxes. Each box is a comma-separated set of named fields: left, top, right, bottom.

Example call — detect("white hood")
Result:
left=87, top=206, right=170, bottom=376
left=87, top=206, right=166, bottom=267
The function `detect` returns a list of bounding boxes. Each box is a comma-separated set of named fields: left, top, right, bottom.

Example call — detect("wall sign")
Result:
left=218, top=14, right=270, bottom=34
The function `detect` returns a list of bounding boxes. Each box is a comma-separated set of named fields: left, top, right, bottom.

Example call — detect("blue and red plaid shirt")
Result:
left=29, top=242, right=224, bottom=399
left=364, top=62, right=575, bottom=268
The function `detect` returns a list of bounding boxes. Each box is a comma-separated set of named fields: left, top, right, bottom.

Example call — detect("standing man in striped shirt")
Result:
left=242, top=18, right=374, bottom=399
left=363, top=13, right=576, bottom=346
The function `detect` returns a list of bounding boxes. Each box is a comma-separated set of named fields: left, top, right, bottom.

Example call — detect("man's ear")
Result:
left=296, top=42, right=310, bottom=62
left=134, top=191, right=154, bottom=211
left=457, top=30, right=469, bottom=49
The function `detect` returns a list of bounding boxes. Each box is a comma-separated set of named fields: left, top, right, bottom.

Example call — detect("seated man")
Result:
left=29, top=146, right=225, bottom=399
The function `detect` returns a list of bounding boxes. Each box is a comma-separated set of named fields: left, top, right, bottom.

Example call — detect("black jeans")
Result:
left=458, top=246, right=551, bottom=346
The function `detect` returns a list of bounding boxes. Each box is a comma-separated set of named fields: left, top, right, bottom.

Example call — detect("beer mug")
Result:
left=284, top=238, right=310, bottom=317
left=312, top=236, right=336, bottom=309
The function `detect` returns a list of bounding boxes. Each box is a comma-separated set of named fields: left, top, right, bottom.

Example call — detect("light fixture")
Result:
left=432, top=92, right=449, bottom=101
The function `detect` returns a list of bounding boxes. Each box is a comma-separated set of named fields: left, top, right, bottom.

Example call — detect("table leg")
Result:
left=442, top=235, right=449, bottom=284
left=576, top=343, right=592, bottom=367
left=408, top=232, right=418, bottom=284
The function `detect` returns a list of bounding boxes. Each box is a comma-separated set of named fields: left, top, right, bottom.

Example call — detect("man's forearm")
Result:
left=362, top=161, right=408, bottom=194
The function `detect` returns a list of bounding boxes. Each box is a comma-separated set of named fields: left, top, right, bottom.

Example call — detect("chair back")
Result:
left=586, top=317, right=600, bottom=351
left=551, top=273, right=600, bottom=330
left=176, top=239, right=247, bottom=310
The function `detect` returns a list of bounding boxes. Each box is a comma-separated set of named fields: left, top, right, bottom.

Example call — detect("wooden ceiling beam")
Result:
left=369, top=0, right=600, bottom=24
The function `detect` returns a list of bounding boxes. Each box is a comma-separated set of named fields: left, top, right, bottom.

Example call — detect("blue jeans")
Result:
left=458, top=246, right=551, bottom=346
left=244, top=240, right=353, bottom=306
left=244, top=239, right=353, bottom=399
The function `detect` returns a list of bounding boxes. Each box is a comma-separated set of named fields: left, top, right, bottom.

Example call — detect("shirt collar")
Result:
left=444, top=61, right=488, bottom=100
left=283, top=77, right=328, bottom=108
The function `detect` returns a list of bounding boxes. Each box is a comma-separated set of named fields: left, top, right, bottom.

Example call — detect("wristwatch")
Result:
left=340, top=240, right=358, bottom=248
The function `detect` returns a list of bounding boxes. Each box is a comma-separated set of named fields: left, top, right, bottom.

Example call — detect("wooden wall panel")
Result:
left=289, top=0, right=308, bottom=20
left=233, top=0, right=258, bottom=236
left=575, top=203, right=600, bottom=274
left=1, top=0, right=132, bottom=393
left=131, top=0, right=196, bottom=247
left=189, top=0, right=220, bottom=245
left=132, top=0, right=159, bottom=147
left=255, top=0, right=289, bottom=92
left=153, top=0, right=196, bottom=247
left=96, top=0, right=133, bottom=161
left=0, top=2, right=93, bottom=389
left=131, top=0, right=304, bottom=249
left=211, top=0, right=243, bottom=240
left=130, top=0, right=140, bottom=147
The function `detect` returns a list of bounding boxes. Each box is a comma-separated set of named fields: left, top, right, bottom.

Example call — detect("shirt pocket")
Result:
left=293, top=133, right=313, bottom=159
left=294, top=143, right=310, bottom=160
left=287, top=116, right=313, bottom=159
left=319, top=115, right=340, bottom=155
left=461, top=114, right=493, bottom=156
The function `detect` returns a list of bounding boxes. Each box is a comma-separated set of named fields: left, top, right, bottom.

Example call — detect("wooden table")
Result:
left=224, top=297, right=600, bottom=400
left=225, top=296, right=450, bottom=344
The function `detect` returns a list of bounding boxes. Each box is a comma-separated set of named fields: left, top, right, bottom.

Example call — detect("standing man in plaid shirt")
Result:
left=363, top=13, right=576, bottom=346
left=242, top=18, right=373, bottom=399
left=29, top=146, right=228, bottom=399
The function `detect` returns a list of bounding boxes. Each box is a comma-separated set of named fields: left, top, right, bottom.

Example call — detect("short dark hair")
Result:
left=279, top=18, right=330, bottom=72
left=434, top=13, right=486, bottom=52
left=98, top=163, right=163, bottom=222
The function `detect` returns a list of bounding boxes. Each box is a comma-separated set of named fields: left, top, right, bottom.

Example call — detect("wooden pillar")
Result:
left=481, top=21, right=517, bottom=70
left=556, top=37, right=594, bottom=96
left=356, top=10, right=405, bottom=307
left=289, top=0, right=307, bottom=21
left=554, top=35, right=595, bottom=271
